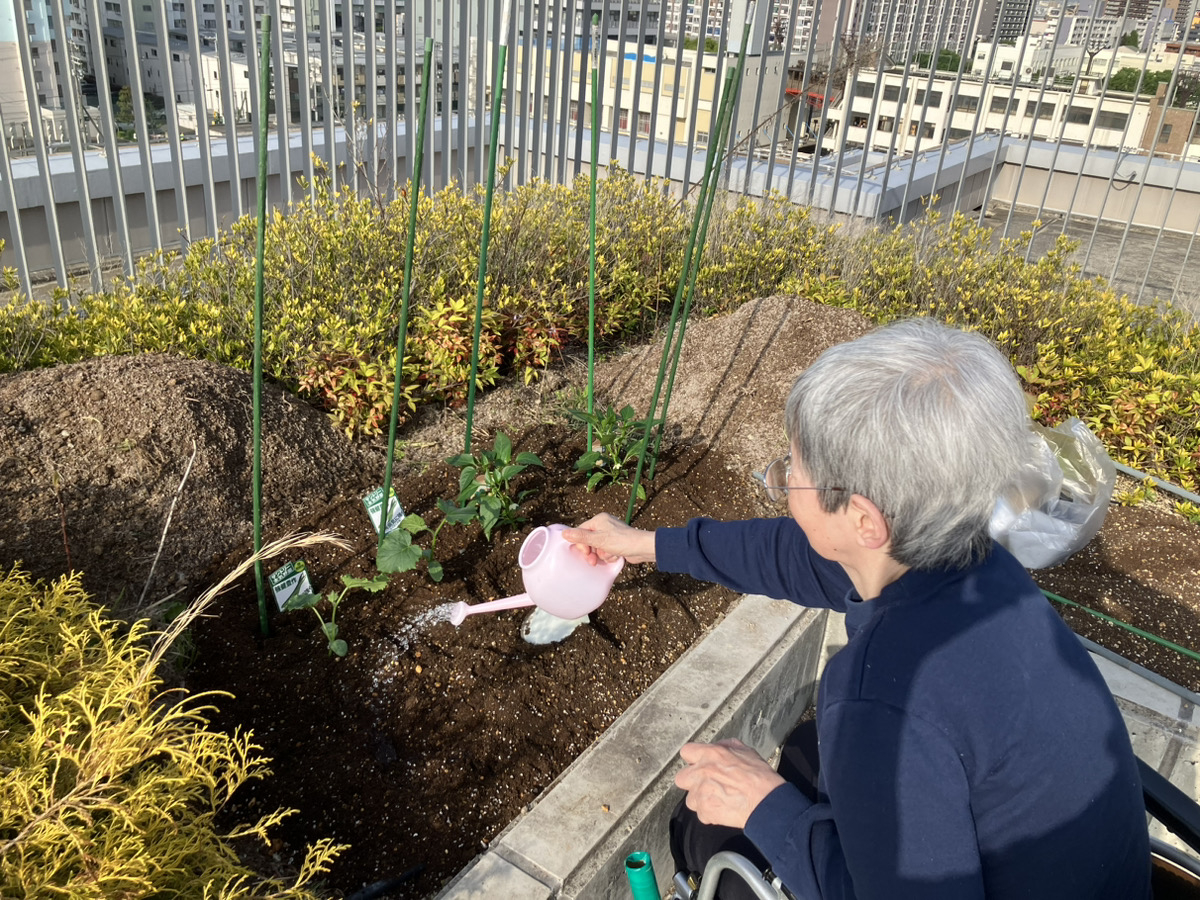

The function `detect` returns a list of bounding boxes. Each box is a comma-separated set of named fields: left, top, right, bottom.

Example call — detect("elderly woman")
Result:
left=565, top=319, right=1150, bottom=900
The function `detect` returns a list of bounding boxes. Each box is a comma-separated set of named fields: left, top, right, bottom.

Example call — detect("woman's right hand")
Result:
left=562, top=513, right=657, bottom=566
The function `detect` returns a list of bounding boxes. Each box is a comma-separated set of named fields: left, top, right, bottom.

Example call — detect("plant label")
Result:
left=363, top=486, right=406, bottom=535
left=268, top=560, right=314, bottom=611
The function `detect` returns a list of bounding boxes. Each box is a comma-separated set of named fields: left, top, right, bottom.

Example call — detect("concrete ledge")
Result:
left=436, top=597, right=833, bottom=900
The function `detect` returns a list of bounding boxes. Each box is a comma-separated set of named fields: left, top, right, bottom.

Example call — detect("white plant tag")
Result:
left=363, top=486, right=405, bottom=535
left=268, top=560, right=314, bottom=611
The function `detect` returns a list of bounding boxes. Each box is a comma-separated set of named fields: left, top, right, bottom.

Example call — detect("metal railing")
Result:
left=2, top=0, right=1200, bottom=314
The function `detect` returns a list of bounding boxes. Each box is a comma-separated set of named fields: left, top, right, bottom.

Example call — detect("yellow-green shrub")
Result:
left=694, top=193, right=832, bottom=315
left=0, top=566, right=341, bottom=899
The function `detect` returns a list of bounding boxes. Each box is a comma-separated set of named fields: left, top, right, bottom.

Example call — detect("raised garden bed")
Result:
left=185, top=424, right=762, bottom=897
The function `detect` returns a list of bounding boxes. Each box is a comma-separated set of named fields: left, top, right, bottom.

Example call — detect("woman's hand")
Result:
left=562, top=513, right=657, bottom=566
left=674, top=739, right=786, bottom=829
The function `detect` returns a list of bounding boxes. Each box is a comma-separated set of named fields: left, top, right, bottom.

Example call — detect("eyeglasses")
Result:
left=752, top=455, right=846, bottom=504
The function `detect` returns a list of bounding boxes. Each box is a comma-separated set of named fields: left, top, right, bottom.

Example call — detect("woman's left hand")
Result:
left=674, top=739, right=786, bottom=829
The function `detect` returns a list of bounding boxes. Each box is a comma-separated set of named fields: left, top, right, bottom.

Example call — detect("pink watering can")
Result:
left=448, top=524, right=624, bottom=627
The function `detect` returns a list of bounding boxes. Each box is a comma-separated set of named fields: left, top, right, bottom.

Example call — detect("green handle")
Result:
left=625, top=850, right=659, bottom=900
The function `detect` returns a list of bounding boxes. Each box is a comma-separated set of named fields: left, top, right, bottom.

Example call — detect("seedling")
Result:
left=444, top=432, right=544, bottom=539
left=282, top=573, right=390, bottom=657
left=377, top=509, right=467, bottom=583
left=569, top=404, right=652, bottom=499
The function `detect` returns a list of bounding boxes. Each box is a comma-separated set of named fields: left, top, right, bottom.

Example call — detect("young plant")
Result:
left=376, top=510, right=468, bottom=583
left=282, top=573, right=389, bottom=657
left=444, top=432, right=544, bottom=539
left=569, top=404, right=652, bottom=500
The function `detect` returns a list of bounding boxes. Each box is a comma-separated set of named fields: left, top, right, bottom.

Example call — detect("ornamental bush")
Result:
left=0, top=566, right=342, bottom=898
left=0, top=178, right=1197, bottom=499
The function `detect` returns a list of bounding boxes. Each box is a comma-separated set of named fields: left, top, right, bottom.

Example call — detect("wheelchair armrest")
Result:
left=1138, top=756, right=1200, bottom=860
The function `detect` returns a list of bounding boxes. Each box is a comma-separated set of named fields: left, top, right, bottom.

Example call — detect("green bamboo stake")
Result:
left=378, top=37, right=435, bottom=550
left=464, top=0, right=513, bottom=453
left=252, top=14, right=273, bottom=635
left=586, top=14, right=601, bottom=451
left=648, top=18, right=753, bottom=478
left=623, top=27, right=749, bottom=523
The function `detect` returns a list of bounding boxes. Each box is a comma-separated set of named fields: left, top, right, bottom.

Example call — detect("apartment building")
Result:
left=826, top=66, right=1195, bottom=160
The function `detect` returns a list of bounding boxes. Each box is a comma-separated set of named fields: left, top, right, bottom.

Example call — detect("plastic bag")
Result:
left=989, top=418, right=1116, bottom=569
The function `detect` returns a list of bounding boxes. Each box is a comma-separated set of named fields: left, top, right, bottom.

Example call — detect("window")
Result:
left=854, top=81, right=876, bottom=99
left=989, top=95, right=1018, bottom=113
left=851, top=114, right=869, bottom=127
left=915, top=89, right=942, bottom=106
left=30, top=47, right=38, bottom=59
left=955, top=94, right=979, bottom=111
left=695, top=130, right=709, bottom=146
left=1066, top=105, right=1091, bottom=124
left=638, top=111, right=651, bottom=135
left=1000, top=61, right=1014, bottom=72
left=172, top=53, right=181, bottom=61
left=618, top=107, right=628, bottom=130
left=1158, top=124, right=1173, bottom=144
left=948, top=127, right=972, bottom=139
left=882, top=85, right=907, bottom=103
left=1024, top=101, right=1054, bottom=119
left=909, top=121, right=935, bottom=139
left=877, top=115, right=894, bottom=132
left=1096, top=110, right=1128, bottom=129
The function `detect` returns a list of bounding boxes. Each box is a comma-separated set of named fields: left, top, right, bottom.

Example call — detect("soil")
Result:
left=2, top=294, right=1198, bottom=898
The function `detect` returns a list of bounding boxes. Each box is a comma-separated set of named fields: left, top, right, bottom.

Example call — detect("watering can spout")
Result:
left=448, top=593, right=534, bottom=627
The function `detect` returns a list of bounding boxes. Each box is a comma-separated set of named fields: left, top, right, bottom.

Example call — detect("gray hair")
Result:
left=784, top=318, right=1030, bottom=571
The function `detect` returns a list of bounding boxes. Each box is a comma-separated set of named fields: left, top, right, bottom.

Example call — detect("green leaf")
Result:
left=515, top=451, right=543, bottom=467
left=458, top=466, right=480, bottom=497
left=587, top=471, right=607, bottom=491
left=378, top=530, right=423, bottom=573
left=500, top=464, right=523, bottom=482
left=445, top=452, right=475, bottom=468
left=441, top=502, right=478, bottom=525
left=620, top=404, right=636, bottom=419
left=282, top=591, right=322, bottom=611
left=636, top=483, right=647, bottom=501
left=322, top=621, right=339, bottom=640
left=575, top=450, right=602, bottom=471
left=330, top=638, right=348, bottom=657
left=493, top=432, right=513, bottom=463
left=427, top=559, right=444, bottom=582
left=342, top=573, right=390, bottom=592
left=401, top=513, right=428, bottom=535
left=479, top=496, right=502, bottom=539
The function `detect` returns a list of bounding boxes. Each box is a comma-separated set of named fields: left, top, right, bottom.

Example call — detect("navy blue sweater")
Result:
left=656, top=517, right=1151, bottom=900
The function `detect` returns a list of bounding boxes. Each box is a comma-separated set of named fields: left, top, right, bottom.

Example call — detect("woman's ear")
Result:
left=848, top=494, right=891, bottom=551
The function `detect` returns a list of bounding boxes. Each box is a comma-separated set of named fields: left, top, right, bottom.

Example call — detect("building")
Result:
left=980, top=0, right=1038, bottom=43
left=825, top=65, right=1200, bottom=160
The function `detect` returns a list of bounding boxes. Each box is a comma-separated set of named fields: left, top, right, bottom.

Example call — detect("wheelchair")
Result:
left=674, top=756, right=1200, bottom=900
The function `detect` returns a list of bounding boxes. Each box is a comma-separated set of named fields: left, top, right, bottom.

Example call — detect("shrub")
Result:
left=2, top=177, right=1198, bottom=495
left=693, top=193, right=832, bottom=315
left=0, top=565, right=342, bottom=898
